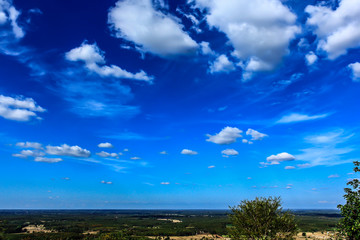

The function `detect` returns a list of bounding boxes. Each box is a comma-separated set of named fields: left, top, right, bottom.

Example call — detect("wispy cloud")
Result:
left=276, top=113, right=329, bottom=124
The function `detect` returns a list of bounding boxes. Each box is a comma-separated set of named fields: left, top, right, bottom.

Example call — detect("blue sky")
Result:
left=0, top=0, right=360, bottom=209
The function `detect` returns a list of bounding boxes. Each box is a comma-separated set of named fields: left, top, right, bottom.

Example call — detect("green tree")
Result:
left=337, top=160, right=360, bottom=239
left=228, top=196, right=297, bottom=240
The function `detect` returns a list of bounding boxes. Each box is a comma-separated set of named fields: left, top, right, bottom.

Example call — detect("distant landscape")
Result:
left=0, top=209, right=341, bottom=239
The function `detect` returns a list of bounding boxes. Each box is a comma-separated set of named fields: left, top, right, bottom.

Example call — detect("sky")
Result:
left=0, top=0, right=360, bottom=209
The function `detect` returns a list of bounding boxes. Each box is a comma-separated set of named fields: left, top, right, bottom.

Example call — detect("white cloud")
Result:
left=98, top=142, right=114, bottom=148
left=276, top=113, right=328, bottom=124
left=305, top=51, right=318, bottom=66
left=284, top=166, right=296, bottom=170
left=130, top=156, right=141, bottom=160
left=101, top=180, right=113, bottom=184
left=160, top=182, right=170, bottom=185
left=0, top=94, right=46, bottom=122
left=200, top=41, right=215, bottom=55
left=16, top=141, right=42, bottom=149
left=328, top=174, right=340, bottom=178
left=348, top=62, right=360, bottom=82
left=108, top=0, right=198, bottom=58
left=12, top=149, right=45, bottom=158
left=221, top=149, right=239, bottom=156
left=306, top=0, right=360, bottom=59
left=66, top=42, right=153, bottom=82
left=0, top=0, right=25, bottom=38
left=181, top=149, right=198, bottom=155
left=34, top=157, right=63, bottom=163
left=160, top=151, right=168, bottom=155
left=209, top=54, right=235, bottom=73
left=193, top=0, right=299, bottom=77
left=246, top=128, right=268, bottom=141
left=267, top=152, right=295, bottom=163
left=208, top=165, right=215, bottom=169
left=46, top=144, right=91, bottom=158
left=305, top=130, right=352, bottom=145
left=206, top=126, right=242, bottom=145
left=96, top=151, right=118, bottom=158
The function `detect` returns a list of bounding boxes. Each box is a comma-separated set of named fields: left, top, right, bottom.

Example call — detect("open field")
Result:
left=0, top=210, right=341, bottom=239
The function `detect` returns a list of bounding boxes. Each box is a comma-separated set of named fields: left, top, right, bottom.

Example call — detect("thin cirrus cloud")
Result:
left=276, top=113, right=329, bottom=124
left=46, top=144, right=91, bottom=158
left=306, top=0, right=360, bottom=59
left=0, top=94, right=46, bottom=122
left=66, top=42, right=153, bottom=82
left=108, top=0, right=198, bottom=58
left=192, top=0, right=300, bottom=79
left=295, top=131, right=356, bottom=167
left=206, top=127, right=242, bottom=145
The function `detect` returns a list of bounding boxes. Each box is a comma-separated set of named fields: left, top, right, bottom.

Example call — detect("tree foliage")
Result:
left=337, top=160, right=360, bottom=240
left=228, top=196, right=297, bottom=240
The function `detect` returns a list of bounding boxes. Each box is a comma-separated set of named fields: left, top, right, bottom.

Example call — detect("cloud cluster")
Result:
left=206, top=127, right=242, bottom=145
left=0, top=95, right=46, bottom=121
left=306, top=0, right=360, bottom=59
left=66, top=42, right=153, bottom=82
left=46, top=144, right=91, bottom=158
left=108, top=0, right=198, bottom=58
left=16, top=141, right=43, bottom=149
left=193, top=0, right=299, bottom=78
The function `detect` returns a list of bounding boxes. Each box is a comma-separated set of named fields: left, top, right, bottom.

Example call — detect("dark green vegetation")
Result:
left=337, top=160, right=360, bottom=239
left=0, top=209, right=341, bottom=240
left=229, top=197, right=297, bottom=239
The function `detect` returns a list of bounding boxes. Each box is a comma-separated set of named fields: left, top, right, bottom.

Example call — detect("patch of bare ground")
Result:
left=149, top=234, right=228, bottom=240
left=22, top=224, right=56, bottom=233
left=296, top=231, right=339, bottom=239
left=83, top=230, right=99, bottom=235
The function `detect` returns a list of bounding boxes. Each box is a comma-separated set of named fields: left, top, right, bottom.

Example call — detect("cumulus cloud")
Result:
left=206, top=126, right=242, bottom=145
left=348, top=62, right=360, bottom=82
left=34, top=157, right=63, bottom=163
left=0, top=94, right=46, bottom=121
left=246, top=128, right=268, bottom=141
left=108, top=0, right=198, bottom=58
left=12, top=149, right=45, bottom=158
left=101, top=180, right=113, bottom=184
left=96, top=151, right=118, bottom=158
left=181, top=149, right=198, bottom=155
left=66, top=42, right=153, bottom=82
left=276, top=113, right=329, bottom=124
left=306, top=0, right=360, bottom=59
left=266, top=152, right=295, bottom=165
left=16, top=141, right=42, bottom=149
left=193, top=0, right=299, bottom=77
left=221, top=149, right=239, bottom=156
left=0, top=0, right=25, bottom=38
left=98, top=142, right=114, bottom=148
left=46, top=144, right=91, bottom=158
left=200, top=41, right=215, bottom=56
left=209, top=54, right=235, bottom=73
left=305, top=51, right=318, bottom=66
left=284, top=166, right=296, bottom=170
